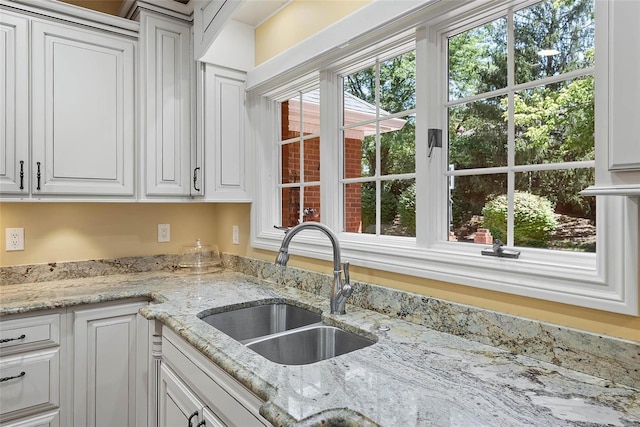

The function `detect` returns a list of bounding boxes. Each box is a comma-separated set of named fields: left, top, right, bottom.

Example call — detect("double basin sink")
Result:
left=198, top=303, right=376, bottom=365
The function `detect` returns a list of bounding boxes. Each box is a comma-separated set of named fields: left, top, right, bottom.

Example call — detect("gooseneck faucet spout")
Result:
left=275, top=222, right=352, bottom=315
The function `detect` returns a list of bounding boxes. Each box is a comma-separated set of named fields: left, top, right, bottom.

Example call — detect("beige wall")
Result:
left=0, top=203, right=218, bottom=266
left=5, top=0, right=638, bottom=342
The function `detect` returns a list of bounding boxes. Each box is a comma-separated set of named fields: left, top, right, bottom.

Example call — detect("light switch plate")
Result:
left=6, top=228, right=24, bottom=251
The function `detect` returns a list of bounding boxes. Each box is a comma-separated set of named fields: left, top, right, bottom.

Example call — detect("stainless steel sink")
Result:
left=198, top=303, right=321, bottom=342
left=198, top=302, right=376, bottom=365
left=247, top=325, right=375, bottom=365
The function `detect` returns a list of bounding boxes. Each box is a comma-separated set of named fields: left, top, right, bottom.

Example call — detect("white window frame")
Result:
left=248, top=0, right=639, bottom=316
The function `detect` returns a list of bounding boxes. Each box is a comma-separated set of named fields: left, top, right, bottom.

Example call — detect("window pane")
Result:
left=349, top=182, right=377, bottom=234
left=379, top=51, right=416, bottom=114
left=515, top=76, right=594, bottom=165
left=393, top=179, right=415, bottom=237
left=449, top=174, right=507, bottom=243
left=281, top=187, right=300, bottom=227
left=281, top=142, right=300, bottom=183
left=448, top=18, right=507, bottom=101
left=344, top=135, right=373, bottom=179
left=514, top=0, right=594, bottom=85
left=448, top=96, right=507, bottom=170
left=515, top=169, right=595, bottom=252
left=303, top=185, right=321, bottom=223
left=381, top=114, right=415, bottom=176
left=304, top=138, right=321, bottom=182
left=343, top=65, right=376, bottom=127
left=281, top=98, right=300, bottom=140
left=300, top=90, right=320, bottom=135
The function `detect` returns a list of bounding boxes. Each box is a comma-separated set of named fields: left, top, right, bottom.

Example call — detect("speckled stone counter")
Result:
left=1, top=260, right=638, bottom=426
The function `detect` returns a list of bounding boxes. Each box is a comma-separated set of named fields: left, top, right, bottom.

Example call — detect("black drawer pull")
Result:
left=187, top=410, right=198, bottom=427
left=196, top=420, right=206, bottom=427
left=0, top=334, right=26, bottom=344
left=0, top=371, right=25, bottom=382
left=19, top=160, right=24, bottom=190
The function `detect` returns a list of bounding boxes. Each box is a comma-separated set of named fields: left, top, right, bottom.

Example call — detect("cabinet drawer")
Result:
left=0, top=348, right=59, bottom=419
left=0, top=314, right=60, bottom=354
left=163, top=330, right=268, bottom=426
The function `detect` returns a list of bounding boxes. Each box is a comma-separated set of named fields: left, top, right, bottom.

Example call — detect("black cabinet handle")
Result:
left=193, top=167, right=201, bottom=192
left=19, top=161, right=24, bottom=190
left=36, top=162, right=41, bottom=190
left=0, top=371, right=25, bottom=382
left=196, top=421, right=206, bottom=427
left=187, top=410, right=198, bottom=427
left=0, top=334, right=25, bottom=344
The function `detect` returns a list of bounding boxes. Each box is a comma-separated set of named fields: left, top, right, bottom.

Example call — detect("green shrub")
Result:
left=482, top=191, right=557, bottom=247
left=398, top=182, right=416, bottom=235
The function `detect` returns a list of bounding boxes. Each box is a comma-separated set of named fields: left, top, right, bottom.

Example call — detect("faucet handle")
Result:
left=343, top=261, right=350, bottom=284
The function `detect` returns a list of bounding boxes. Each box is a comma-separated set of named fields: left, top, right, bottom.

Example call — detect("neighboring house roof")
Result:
left=286, top=89, right=407, bottom=139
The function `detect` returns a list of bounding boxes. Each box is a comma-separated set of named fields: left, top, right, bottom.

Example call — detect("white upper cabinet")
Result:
left=585, top=0, right=640, bottom=196
left=603, top=0, right=640, bottom=171
left=0, top=11, right=29, bottom=194
left=31, top=20, right=135, bottom=196
left=202, top=65, right=250, bottom=201
left=141, top=12, right=200, bottom=197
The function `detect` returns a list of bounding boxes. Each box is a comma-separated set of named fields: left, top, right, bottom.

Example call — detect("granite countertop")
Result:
left=1, top=269, right=638, bottom=426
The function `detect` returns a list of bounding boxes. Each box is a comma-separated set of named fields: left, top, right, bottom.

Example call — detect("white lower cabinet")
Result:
left=160, top=327, right=269, bottom=427
left=0, top=300, right=148, bottom=427
left=72, top=302, right=147, bottom=427
left=0, top=312, right=62, bottom=426
left=159, top=365, right=225, bottom=427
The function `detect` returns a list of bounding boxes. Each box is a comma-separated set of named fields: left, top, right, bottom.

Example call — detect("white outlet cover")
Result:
left=6, top=228, right=25, bottom=251
left=158, top=224, right=170, bottom=243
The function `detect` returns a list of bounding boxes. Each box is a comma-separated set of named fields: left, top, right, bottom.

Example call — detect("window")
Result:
left=278, top=89, right=321, bottom=227
left=341, top=50, right=416, bottom=236
left=249, top=0, right=638, bottom=315
left=445, top=1, right=596, bottom=252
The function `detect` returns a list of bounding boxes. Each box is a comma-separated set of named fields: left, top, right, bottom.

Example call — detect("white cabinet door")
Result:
left=30, top=20, right=135, bottom=196
left=203, top=65, right=250, bottom=201
left=72, top=302, right=145, bottom=427
left=605, top=0, right=640, bottom=171
left=159, top=365, right=203, bottom=427
left=142, top=13, right=194, bottom=196
left=0, top=11, right=29, bottom=194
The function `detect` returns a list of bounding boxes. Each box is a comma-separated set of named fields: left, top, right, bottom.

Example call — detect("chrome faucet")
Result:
left=275, top=222, right=352, bottom=315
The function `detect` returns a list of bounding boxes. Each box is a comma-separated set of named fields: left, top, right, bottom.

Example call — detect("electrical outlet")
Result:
left=6, top=228, right=24, bottom=251
left=232, top=225, right=239, bottom=245
left=158, top=224, right=170, bottom=243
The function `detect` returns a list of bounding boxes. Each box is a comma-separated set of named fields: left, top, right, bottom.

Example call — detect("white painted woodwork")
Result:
left=193, top=0, right=243, bottom=61
left=142, top=13, right=193, bottom=196
left=1, top=410, right=60, bottom=427
left=158, top=365, right=204, bottom=427
left=72, top=302, right=145, bottom=427
left=0, top=313, right=61, bottom=354
left=0, top=348, right=60, bottom=418
left=203, top=65, right=251, bottom=201
left=0, top=10, right=29, bottom=194
left=30, top=19, right=135, bottom=195
left=606, top=0, right=640, bottom=171
left=202, top=407, right=226, bottom=427
left=199, top=19, right=254, bottom=71
left=162, top=327, right=268, bottom=426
